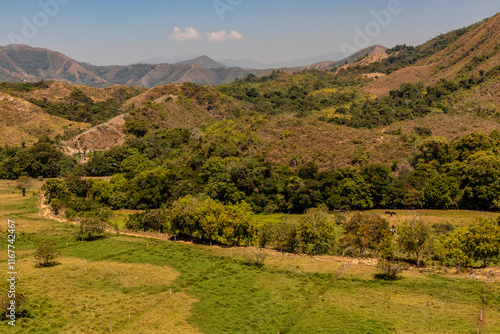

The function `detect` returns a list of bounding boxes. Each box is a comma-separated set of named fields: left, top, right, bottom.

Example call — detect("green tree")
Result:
left=201, top=157, right=245, bottom=204
left=361, top=164, right=393, bottom=207
left=396, top=219, right=432, bottom=266
left=343, top=213, right=389, bottom=255
left=296, top=205, right=336, bottom=254
left=76, top=216, right=108, bottom=241
left=422, top=175, right=460, bottom=209
left=325, top=168, right=373, bottom=210
left=125, top=119, right=148, bottom=138
left=413, top=138, right=455, bottom=165
left=455, top=132, right=495, bottom=161
left=42, top=179, right=69, bottom=205
left=462, top=152, right=500, bottom=209
left=437, top=219, right=500, bottom=267
left=168, top=195, right=254, bottom=246
left=466, top=219, right=500, bottom=267
left=258, top=217, right=298, bottom=253
left=90, top=179, right=113, bottom=205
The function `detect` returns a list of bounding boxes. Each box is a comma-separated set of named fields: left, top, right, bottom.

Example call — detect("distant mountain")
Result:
left=218, top=52, right=348, bottom=69
left=0, top=45, right=262, bottom=87
left=138, top=54, right=202, bottom=65
left=0, top=44, right=389, bottom=88
left=175, top=56, right=226, bottom=69
left=303, top=45, right=388, bottom=70
left=0, top=44, right=108, bottom=85
left=217, top=58, right=270, bottom=69
left=91, top=63, right=262, bottom=87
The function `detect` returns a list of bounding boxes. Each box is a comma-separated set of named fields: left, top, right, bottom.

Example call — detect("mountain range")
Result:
left=139, top=52, right=352, bottom=69
left=0, top=44, right=384, bottom=88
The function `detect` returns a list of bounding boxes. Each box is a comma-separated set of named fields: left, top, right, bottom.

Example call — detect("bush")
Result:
left=243, top=250, right=268, bottom=268
left=375, top=260, right=403, bottom=280
left=76, top=216, right=108, bottom=241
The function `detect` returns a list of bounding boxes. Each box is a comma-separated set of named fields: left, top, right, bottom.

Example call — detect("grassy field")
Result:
left=1, top=180, right=499, bottom=333
left=255, top=209, right=499, bottom=230
left=367, top=209, right=500, bottom=228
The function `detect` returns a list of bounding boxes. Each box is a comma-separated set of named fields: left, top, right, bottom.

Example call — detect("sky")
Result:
left=1, top=0, right=500, bottom=65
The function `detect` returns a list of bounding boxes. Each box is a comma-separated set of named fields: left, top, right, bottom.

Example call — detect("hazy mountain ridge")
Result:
left=0, top=44, right=389, bottom=87
left=175, top=55, right=227, bottom=69
left=0, top=45, right=262, bottom=88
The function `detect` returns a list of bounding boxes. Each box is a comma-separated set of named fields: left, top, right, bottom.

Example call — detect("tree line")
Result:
left=41, top=178, right=500, bottom=268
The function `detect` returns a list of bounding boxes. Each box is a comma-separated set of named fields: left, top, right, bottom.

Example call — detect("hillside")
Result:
left=0, top=90, right=89, bottom=146
left=364, top=13, right=500, bottom=95
left=304, top=45, right=388, bottom=70
left=62, top=114, right=127, bottom=155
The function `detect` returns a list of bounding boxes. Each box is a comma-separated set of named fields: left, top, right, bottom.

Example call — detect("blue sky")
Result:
left=1, top=0, right=500, bottom=65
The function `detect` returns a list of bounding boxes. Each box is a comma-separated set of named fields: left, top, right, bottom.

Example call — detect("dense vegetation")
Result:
left=0, top=136, right=75, bottom=179
left=41, top=126, right=500, bottom=213
left=27, top=88, right=142, bottom=125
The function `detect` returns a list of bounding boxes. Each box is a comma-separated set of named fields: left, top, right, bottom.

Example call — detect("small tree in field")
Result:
left=16, top=176, right=33, bottom=189
left=436, top=219, right=500, bottom=268
left=397, top=219, right=432, bottom=267
left=76, top=216, right=108, bottom=241
left=34, top=242, right=61, bottom=267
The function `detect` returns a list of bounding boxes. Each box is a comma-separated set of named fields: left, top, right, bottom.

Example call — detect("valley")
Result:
left=1, top=10, right=500, bottom=334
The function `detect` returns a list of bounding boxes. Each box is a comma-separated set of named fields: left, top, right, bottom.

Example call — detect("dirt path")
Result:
left=39, top=194, right=170, bottom=241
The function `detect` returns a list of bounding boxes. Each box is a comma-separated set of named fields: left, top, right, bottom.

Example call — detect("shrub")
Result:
left=34, top=242, right=61, bottom=267
left=243, top=250, right=268, bottom=268
left=76, top=216, right=108, bottom=241
left=375, top=260, right=402, bottom=280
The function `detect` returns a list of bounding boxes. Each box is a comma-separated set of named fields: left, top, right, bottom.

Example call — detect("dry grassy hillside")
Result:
left=0, top=91, right=89, bottom=146
left=62, top=114, right=127, bottom=154
left=366, top=13, right=500, bottom=96
left=255, top=113, right=500, bottom=169
left=123, top=84, right=183, bottom=108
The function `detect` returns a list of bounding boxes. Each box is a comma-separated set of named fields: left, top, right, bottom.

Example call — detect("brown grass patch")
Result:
left=14, top=256, right=201, bottom=333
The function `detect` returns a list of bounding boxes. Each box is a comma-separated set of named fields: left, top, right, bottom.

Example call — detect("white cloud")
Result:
left=207, top=30, right=243, bottom=42
left=169, top=26, right=201, bottom=41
